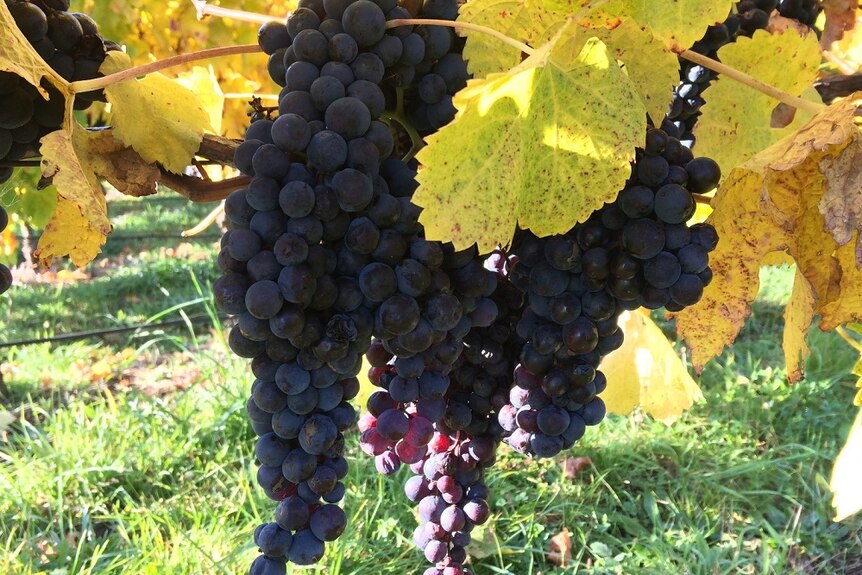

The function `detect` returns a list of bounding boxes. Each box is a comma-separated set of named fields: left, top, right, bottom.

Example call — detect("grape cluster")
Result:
left=224, top=1, right=725, bottom=574
left=1, top=0, right=120, bottom=183
left=666, top=0, right=821, bottom=146
left=217, top=1, right=482, bottom=573
left=0, top=206, right=11, bottom=294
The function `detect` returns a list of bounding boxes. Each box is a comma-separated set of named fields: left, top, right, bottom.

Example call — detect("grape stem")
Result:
left=191, top=0, right=281, bottom=25
left=692, top=193, right=713, bottom=206
left=677, top=49, right=825, bottom=115
left=835, top=326, right=862, bottom=353
left=182, top=202, right=225, bottom=237
left=68, top=45, right=262, bottom=94
left=386, top=19, right=535, bottom=56
left=161, top=171, right=251, bottom=203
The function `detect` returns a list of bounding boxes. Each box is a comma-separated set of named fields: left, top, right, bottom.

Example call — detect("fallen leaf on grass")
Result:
left=547, top=528, right=572, bottom=567
left=563, top=456, right=593, bottom=480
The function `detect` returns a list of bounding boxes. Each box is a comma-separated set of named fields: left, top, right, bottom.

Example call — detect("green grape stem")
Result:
left=68, top=44, right=262, bottom=94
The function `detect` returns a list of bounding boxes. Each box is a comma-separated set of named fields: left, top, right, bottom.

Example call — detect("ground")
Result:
left=0, top=192, right=860, bottom=575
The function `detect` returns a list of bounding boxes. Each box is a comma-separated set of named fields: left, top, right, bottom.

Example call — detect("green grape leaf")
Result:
left=675, top=98, right=862, bottom=372
left=0, top=1, right=67, bottom=96
left=415, top=27, right=645, bottom=252
left=459, top=0, right=563, bottom=76
left=694, top=29, right=822, bottom=172
left=578, top=0, right=735, bottom=51
left=101, top=52, right=212, bottom=173
left=0, top=170, right=57, bottom=229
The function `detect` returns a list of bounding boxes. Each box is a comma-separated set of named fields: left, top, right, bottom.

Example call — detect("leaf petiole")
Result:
left=386, top=18, right=535, bottom=56
left=69, top=44, right=262, bottom=94
left=678, top=49, right=825, bottom=114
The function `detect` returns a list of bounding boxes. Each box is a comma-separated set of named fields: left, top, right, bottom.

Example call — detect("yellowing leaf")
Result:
left=37, top=124, right=160, bottom=267
left=783, top=270, right=817, bottom=383
left=101, top=52, right=211, bottom=173
left=0, top=1, right=65, bottom=96
left=831, top=410, right=862, bottom=521
left=676, top=98, right=862, bottom=372
left=579, top=0, right=736, bottom=51
left=819, top=134, right=862, bottom=253
left=415, top=30, right=645, bottom=252
left=587, top=17, right=680, bottom=123
left=40, top=126, right=112, bottom=239
left=33, top=197, right=106, bottom=268
left=459, top=0, right=562, bottom=76
left=175, top=66, right=226, bottom=135
left=601, top=310, right=702, bottom=424
left=695, top=30, right=822, bottom=172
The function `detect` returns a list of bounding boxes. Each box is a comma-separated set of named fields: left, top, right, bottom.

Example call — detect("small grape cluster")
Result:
left=0, top=205, right=11, bottom=294
left=666, top=0, right=821, bottom=147
left=1, top=0, right=120, bottom=183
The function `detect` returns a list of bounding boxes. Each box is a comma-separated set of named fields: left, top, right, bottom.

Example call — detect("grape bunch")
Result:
left=215, top=1, right=483, bottom=573
left=665, top=0, right=821, bottom=147
left=0, top=205, right=11, bottom=295
left=1, top=0, right=120, bottom=183
left=221, top=1, right=725, bottom=574
left=777, top=0, right=821, bottom=27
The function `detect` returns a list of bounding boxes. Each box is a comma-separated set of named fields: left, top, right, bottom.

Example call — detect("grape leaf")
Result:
left=175, top=66, right=226, bottom=135
left=831, top=409, right=862, bottom=521
left=458, top=0, right=563, bottom=76
left=783, top=270, right=817, bottom=383
left=601, top=310, right=702, bottom=424
left=415, top=29, right=645, bottom=252
left=0, top=1, right=66, bottom=97
left=694, top=30, right=822, bottom=173
left=821, top=0, right=859, bottom=48
left=37, top=124, right=160, bottom=266
left=101, top=52, right=212, bottom=174
left=33, top=197, right=107, bottom=268
left=0, top=170, right=57, bottom=229
left=585, top=17, right=679, bottom=124
left=675, top=97, right=862, bottom=373
left=79, top=0, right=292, bottom=138
left=819, top=138, right=862, bottom=252
left=577, top=0, right=735, bottom=51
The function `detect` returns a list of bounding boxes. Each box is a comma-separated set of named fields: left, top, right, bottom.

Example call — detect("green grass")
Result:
left=1, top=262, right=860, bottom=575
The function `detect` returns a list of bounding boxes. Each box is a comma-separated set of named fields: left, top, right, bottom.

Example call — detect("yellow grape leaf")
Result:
left=458, top=0, right=563, bottom=77
left=40, top=126, right=112, bottom=240
left=831, top=409, right=862, bottom=521
left=101, top=52, right=212, bottom=173
left=0, top=1, right=65, bottom=96
left=694, top=30, right=822, bottom=172
left=415, top=29, right=645, bottom=252
left=761, top=250, right=795, bottom=267
left=175, top=66, right=226, bottom=135
left=79, top=0, right=295, bottom=138
left=601, top=310, right=702, bottom=424
left=33, top=197, right=106, bottom=268
left=783, top=270, right=817, bottom=383
left=821, top=0, right=859, bottom=48
left=37, top=124, right=160, bottom=266
left=578, top=0, right=735, bottom=51
left=676, top=97, right=862, bottom=372
left=819, top=133, right=862, bottom=252
left=587, top=17, right=680, bottom=124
